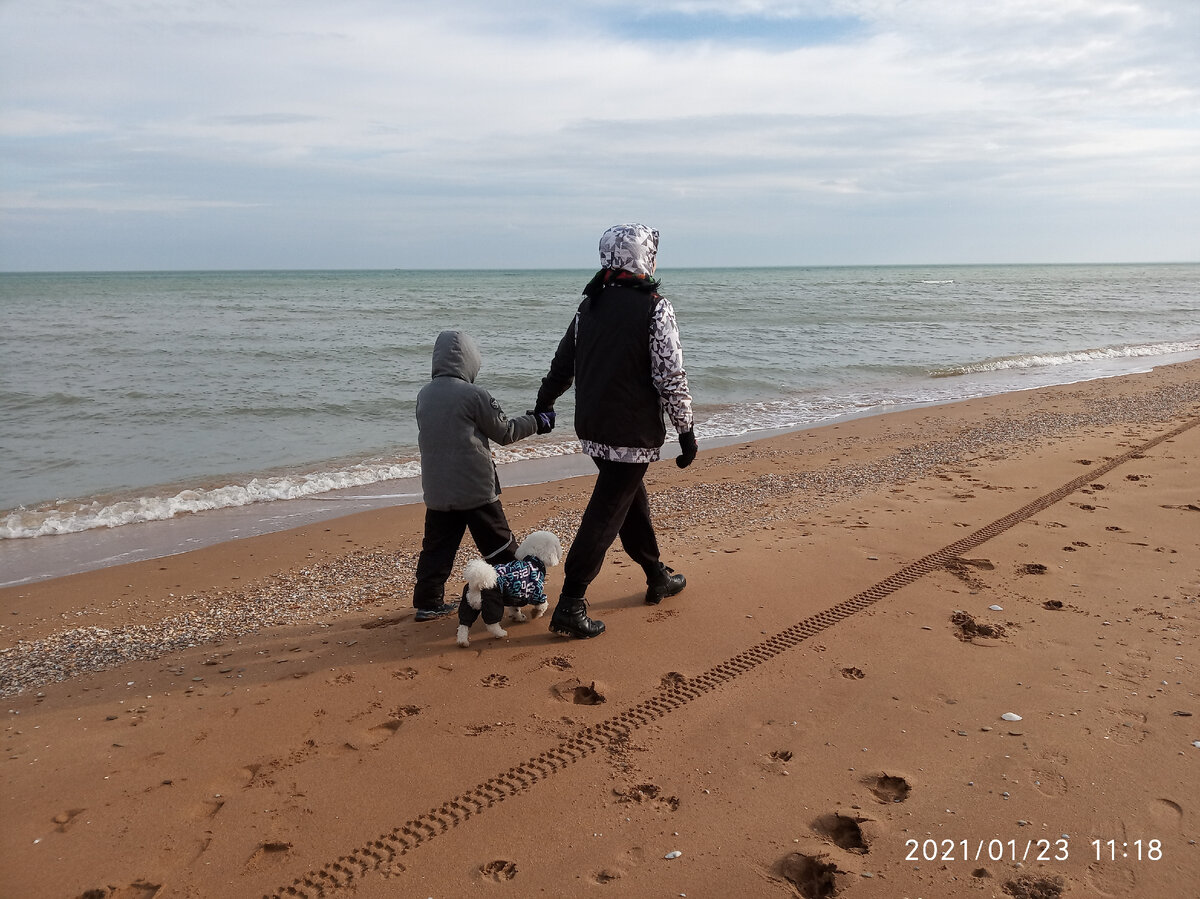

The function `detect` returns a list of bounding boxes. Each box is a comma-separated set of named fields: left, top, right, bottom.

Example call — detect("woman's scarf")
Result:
left=582, top=267, right=661, bottom=300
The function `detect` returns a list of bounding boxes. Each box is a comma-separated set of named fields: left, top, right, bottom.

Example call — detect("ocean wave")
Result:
left=0, top=389, right=91, bottom=412
left=0, top=435, right=598, bottom=539
left=695, top=394, right=897, bottom=440
left=0, top=460, right=422, bottom=539
left=492, top=439, right=585, bottom=464
left=930, top=340, right=1200, bottom=378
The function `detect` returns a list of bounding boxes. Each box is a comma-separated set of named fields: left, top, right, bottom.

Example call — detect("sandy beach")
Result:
left=3, top=360, right=1199, bottom=899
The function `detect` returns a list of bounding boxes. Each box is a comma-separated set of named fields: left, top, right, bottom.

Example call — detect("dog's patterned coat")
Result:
left=491, top=557, right=549, bottom=605
left=457, top=557, right=548, bottom=627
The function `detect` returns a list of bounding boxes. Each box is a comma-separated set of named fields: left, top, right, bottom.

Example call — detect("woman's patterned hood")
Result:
left=598, top=223, right=658, bottom=276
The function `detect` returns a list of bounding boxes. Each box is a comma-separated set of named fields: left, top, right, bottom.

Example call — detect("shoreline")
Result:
left=5, top=351, right=1200, bottom=590
left=2, top=359, right=1199, bottom=897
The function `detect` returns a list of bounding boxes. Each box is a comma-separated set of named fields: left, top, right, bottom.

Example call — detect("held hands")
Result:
left=529, top=409, right=556, bottom=435
left=676, top=429, right=698, bottom=468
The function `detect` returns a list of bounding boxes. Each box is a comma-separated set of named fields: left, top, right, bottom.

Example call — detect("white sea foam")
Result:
left=492, top=439, right=584, bottom=464
left=0, top=439, right=600, bottom=539
left=0, top=460, right=423, bottom=539
left=930, top=340, right=1200, bottom=378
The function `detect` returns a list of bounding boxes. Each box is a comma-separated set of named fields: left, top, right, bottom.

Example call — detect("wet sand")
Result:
left=3, top=360, right=1199, bottom=898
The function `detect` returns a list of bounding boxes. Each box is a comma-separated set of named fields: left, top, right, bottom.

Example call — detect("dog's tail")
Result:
left=463, top=559, right=498, bottom=591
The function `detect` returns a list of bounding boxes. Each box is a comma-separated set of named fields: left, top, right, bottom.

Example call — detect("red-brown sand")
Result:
left=3, top=361, right=1199, bottom=899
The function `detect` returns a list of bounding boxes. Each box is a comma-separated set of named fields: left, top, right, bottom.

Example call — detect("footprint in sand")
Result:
left=612, top=783, right=680, bottom=811
left=951, top=611, right=1006, bottom=642
left=192, top=835, right=213, bottom=863
left=867, top=774, right=911, bottom=804
left=361, top=614, right=405, bottom=629
left=480, top=859, right=518, bottom=881
left=242, top=739, right=321, bottom=786
left=660, top=671, right=686, bottom=688
left=591, top=846, right=647, bottom=885
left=961, top=557, right=996, bottom=570
left=1101, top=708, right=1148, bottom=745
left=361, top=706, right=421, bottom=746
left=1030, top=765, right=1069, bottom=797
left=244, top=841, right=293, bottom=870
left=465, top=721, right=511, bottom=736
left=944, top=557, right=996, bottom=588
left=242, top=762, right=268, bottom=787
left=552, top=678, right=607, bottom=705
left=1149, top=797, right=1183, bottom=831
left=1085, top=862, right=1136, bottom=896
left=367, top=719, right=404, bottom=742
left=78, top=883, right=162, bottom=899
left=812, top=813, right=870, bottom=854
left=778, top=852, right=842, bottom=899
left=1004, top=873, right=1066, bottom=898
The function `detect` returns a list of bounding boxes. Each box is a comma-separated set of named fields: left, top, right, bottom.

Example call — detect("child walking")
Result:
left=412, top=330, right=553, bottom=620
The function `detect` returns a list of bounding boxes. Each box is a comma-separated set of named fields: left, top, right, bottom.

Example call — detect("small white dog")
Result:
left=455, top=531, right=562, bottom=648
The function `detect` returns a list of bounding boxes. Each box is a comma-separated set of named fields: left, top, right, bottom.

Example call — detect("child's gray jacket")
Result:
left=416, top=330, right=538, bottom=511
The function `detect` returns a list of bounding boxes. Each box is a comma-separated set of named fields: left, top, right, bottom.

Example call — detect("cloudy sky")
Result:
left=1, top=0, right=1197, bottom=270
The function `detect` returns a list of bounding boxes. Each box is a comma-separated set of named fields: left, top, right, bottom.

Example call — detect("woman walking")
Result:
left=535, top=223, right=698, bottom=638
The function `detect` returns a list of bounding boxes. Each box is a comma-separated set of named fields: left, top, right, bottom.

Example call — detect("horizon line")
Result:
left=2, top=260, right=1198, bottom=276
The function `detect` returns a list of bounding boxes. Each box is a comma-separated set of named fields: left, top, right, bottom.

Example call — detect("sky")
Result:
left=1, top=0, right=1198, bottom=270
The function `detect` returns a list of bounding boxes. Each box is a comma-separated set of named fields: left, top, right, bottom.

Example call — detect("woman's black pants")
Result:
left=561, top=458, right=660, bottom=598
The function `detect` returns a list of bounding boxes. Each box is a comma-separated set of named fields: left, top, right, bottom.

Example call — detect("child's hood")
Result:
left=431, top=330, right=482, bottom=383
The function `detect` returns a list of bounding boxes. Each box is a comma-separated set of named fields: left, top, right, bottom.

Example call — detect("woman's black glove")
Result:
left=676, top=429, right=697, bottom=468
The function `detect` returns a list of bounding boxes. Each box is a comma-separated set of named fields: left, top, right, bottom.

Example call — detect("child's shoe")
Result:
left=415, top=600, right=457, bottom=622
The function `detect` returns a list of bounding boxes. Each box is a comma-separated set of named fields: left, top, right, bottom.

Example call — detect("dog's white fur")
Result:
left=457, top=530, right=561, bottom=648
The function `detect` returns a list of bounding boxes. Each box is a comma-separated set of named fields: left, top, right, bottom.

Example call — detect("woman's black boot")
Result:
left=644, top=563, right=686, bottom=605
left=549, top=595, right=606, bottom=638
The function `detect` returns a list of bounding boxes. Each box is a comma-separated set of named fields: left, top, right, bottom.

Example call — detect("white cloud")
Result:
left=1, top=0, right=1197, bottom=268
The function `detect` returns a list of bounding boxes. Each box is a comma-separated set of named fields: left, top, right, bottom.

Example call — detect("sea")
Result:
left=2, top=264, right=1199, bottom=585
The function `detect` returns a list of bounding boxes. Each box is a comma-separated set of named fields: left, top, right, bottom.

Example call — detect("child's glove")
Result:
left=529, top=409, right=556, bottom=434
left=676, top=429, right=698, bottom=468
